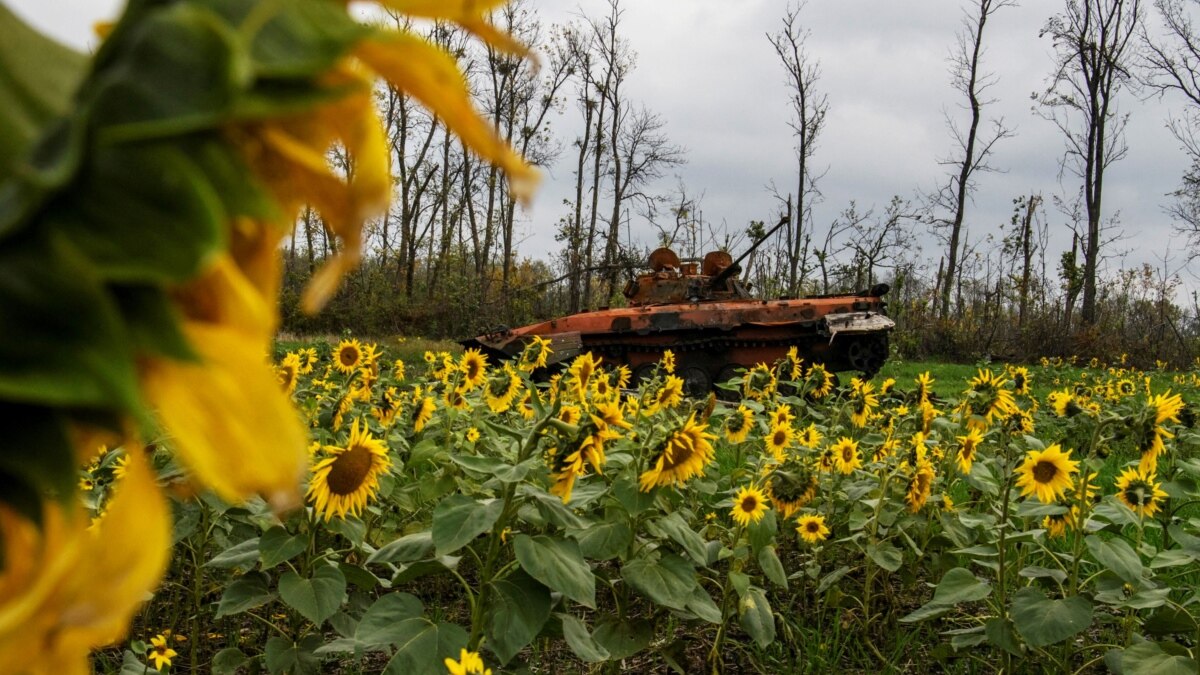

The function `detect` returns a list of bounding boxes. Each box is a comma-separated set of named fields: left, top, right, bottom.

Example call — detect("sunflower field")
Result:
left=72, top=341, right=1200, bottom=674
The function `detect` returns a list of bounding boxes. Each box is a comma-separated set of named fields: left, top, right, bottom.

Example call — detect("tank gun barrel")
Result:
left=710, top=213, right=790, bottom=287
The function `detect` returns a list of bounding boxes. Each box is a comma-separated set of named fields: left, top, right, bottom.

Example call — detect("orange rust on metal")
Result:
left=463, top=246, right=895, bottom=392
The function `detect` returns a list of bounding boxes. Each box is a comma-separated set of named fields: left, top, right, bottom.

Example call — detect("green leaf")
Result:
left=0, top=231, right=139, bottom=412
left=111, top=285, right=196, bottom=361
left=900, top=568, right=992, bottom=623
left=738, top=586, right=776, bottom=649
left=757, top=545, right=788, bottom=589
left=513, top=534, right=596, bottom=609
left=450, top=454, right=534, bottom=482
left=1121, top=641, right=1199, bottom=675
left=0, top=404, right=76, bottom=512
left=685, top=585, right=723, bottom=624
left=50, top=140, right=226, bottom=283
left=0, top=4, right=85, bottom=181
left=338, top=562, right=378, bottom=590
left=569, top=520, right=632, bottom=561
left=985, top=617, right=1022, bottom=656
left=1150, top=549, right=1200, bottom=569
left=560, top=613, right=610, bottom=663
left=622, top=554, right=698, bottom=612
left=367, top=531, right=434, bottom=564
left=264, top=634, right=323, bottom=675
left=1011, top=587, right=1093, bottom=648
left=487, top=570, right=552, bottom=665
left=206, top=538, right=261, bottom=570
left=215, top=571, right=276, bottom=618
left=592, top=617, right=651, bottom=660
left=747, top=509, right=778, bottom=551
left=866, top=541, right=903, bottom=572
left=431, top=494, right=503, bottom=556
left=211, top=647, right=249, bottom=675
left=649, top=512, right=708, bottom=566
left=1086, top=535, right=1144, bottom=585
left=356, top=593, right=424, bottom=645
left=278, top=566, right=347, bottom=627
left=259, top=526, right=306, bottom=568
left=382, top=619, right=468, bottom=675
left=391, top=556, right=460, bottom=585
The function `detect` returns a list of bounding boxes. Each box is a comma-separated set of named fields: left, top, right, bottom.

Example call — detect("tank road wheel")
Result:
left=633, top=362, right=657, bottom=385
left=680, top=366, right=712, bottom=398
left=847, top=335, right=890, bottom=379
left=714, top=364, right=744, bottom=402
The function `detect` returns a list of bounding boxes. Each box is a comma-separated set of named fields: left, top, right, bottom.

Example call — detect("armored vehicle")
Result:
left=462, top=236, right=895, bottom=396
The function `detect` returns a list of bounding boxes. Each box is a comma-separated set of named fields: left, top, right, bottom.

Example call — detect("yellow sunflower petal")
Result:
left=0, top=449, right=169, bottom=674
left=355, top=32, right=539, bottom=202
left=143, top=322, right=307, bottom=509
left=375, top=0, right=531, bottom=56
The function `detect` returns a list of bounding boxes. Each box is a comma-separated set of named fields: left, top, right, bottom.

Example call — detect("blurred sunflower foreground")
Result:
left=0, top=0, right=533, bottom=671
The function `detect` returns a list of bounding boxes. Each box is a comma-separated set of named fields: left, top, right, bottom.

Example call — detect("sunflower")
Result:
left=392, top=359, right=406, bottom=381
left=831, top=437, right=862, bottom=475
left=568, top=352, right=600, bottom=402
left=880, top=377, right=897, bottom=395
left=744, top=363, right=778, bottom=401
left=639, top=413, right=717, bottom=491
left=445, top=648, right=492, bottom=675
left=769, top=404, right=796, bottom=428
left=1014, top=444, right=1079, bottom=504
left=412, top=396, right=436, bottom=433
left=872, top=437, right=900, bottom=462
left=796, top=514, right=831, bottom=544
left=955, top=428, right=984, bottom=474
left=724, top=405, right=755, bottom=444
left=644, top=375, right=685, bottom=414
left=765, top=423, right=795, bottom=461
left=466, top=427, right=481, bottom=443
left=1004, top=408, right=1036, bottom=435
left=661, top=350, right=677, bottom=374
left=592, top=372, right=616, bottom=402
left=1115, top=466, right=1168, bottom=519
left=915, top=371, right=935, bottom=404
left=966, top=368, right=1017, bottom=425
left=1116, top=379, right=1136, bottom=397
left=334, top=339, right=365, bottom=374
left=278, top=352, right=302, bottom=396
left=517, top=336, right=553, bottom=372
left=919, top=400, right=941, bottom=433
left=484, top=367, right=522, bottom=413
left=798, top=423, right=823, bottom=449
left=444, top=387, right=470, bottom=411
left=298, top=347, right=320, bottom=375
left=904, top=459, right=935, bottom=513
left=458, top=348, right=489, bottom=392
left=1009, top=366, right=1031, bottom=396
left=731, top=485, right=769, bottom=526
left=308, top=419, right=392, bottom=521
left=548, top=428, right=617, bottom=503
left=765, top=461, right=818, bottom=518
left=615, top=365, right=632, bottom=389
left=1048, top=389, right=1083, bottom=417
left=148, top=634, right=177, bottom=671
left=1137, top=426, right=1170, bottom=474
left=1043, top=506, right=1077, bottom=538
left=559, top=405, right=582, bottom=426
left=590, top=400, right=633, bottom=432
left=1149, top=392, right=1184, bottom=425
left=849, top=380, right=879, bottom=428
left=806, top=363, right=834, bottom=399
left=786, top=346, right=805, bottom=380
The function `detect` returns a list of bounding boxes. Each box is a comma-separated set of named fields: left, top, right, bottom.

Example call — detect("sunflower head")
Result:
left=796, top=513, right=830, bottom=544
left=1115, top=466, right=1168, bottom=519
left=744, top=363, right=778, bottom=401
left=1014, top=444, right=1079, bottom=504
left=731, top=485, right=769, bottom=526
left=307, top=418, right=392, bottom=521
left=831, top=437, right=861, bottom=475
left=724, top=405, right=755, bottom=444
left=639, top=413, right=717, bottom=492
left=334, top=339, right=365, bottom=374
left=458, top=348, right=489, bottom=391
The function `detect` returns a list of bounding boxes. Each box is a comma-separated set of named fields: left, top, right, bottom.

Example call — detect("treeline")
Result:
left=281, top=0, right=1200, bottom=369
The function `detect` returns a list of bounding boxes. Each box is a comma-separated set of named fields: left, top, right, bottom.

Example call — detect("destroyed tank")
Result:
left=462, top=239, right=895, bottom=396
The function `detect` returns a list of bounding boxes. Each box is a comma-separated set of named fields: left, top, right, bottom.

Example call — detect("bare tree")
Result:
left=929, top=0, right=1015, bottom=318
left=768, top=2, right=828, bottom=295
left=1144, top=0, right=1200, bottom=253
left=1038, top=0, right=1143, bottom=325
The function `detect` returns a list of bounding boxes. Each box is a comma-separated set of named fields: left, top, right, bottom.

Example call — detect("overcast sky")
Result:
left=9, top=0, right=1200, bottom=292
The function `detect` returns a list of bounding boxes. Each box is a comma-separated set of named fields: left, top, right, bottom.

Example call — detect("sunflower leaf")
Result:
left=215, top=571, right=276, bottom=619
left=513, top=534, right=596, bottom=609
left=487, top=570, right=552, bottom=665
left=622, top=553, right=697, bottom=612
left=738, top=586, right=776, bottom=649
left=1011, top=587, right=1093, bottom=648
left=431, top=494, right=503, bottom=556
left=559, top=613, right=611, bottom=663
left=381, top=618, right=468, bottom=675
left=1086, top=534, right=1144, bottom=585
left=279, top=565, right=347, bottom=627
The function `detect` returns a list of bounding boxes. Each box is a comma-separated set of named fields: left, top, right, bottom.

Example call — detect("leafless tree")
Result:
left=768, top=2, right=828, bottom=296
left=1038, top=0, right=1143, bottom=325
left=928, top=0, right=1015, bottom=318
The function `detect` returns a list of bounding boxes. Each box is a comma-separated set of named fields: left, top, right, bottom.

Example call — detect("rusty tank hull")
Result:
left=463, top=244, right=894, bottom=395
